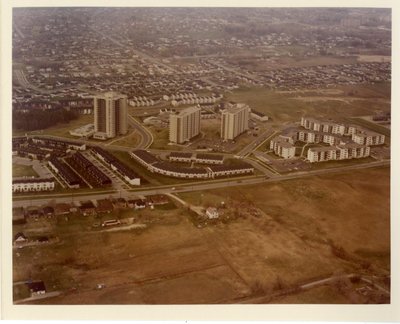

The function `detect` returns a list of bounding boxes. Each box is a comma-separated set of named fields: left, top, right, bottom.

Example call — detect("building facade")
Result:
left=307, top=144, right=370, bottom=163
left=221, top=103, right=250, bottom=140
left=270, top=136, right=296, bottom=159
left=130, top=150, right=253, bottom=179
left=93, top=92, right=128, bottom=140
left=352, top=131, right=385, bottom=146
left=169, top=106, right=201, bottom=144
left=12, top=178, right=55, bottom=192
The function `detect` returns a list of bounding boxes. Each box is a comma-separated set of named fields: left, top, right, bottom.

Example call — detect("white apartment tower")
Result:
left=93, top=92, right=128, bottom=140
left=221, top=103, right=250, bottom=140
left=169, top=106, right=201, bottom=144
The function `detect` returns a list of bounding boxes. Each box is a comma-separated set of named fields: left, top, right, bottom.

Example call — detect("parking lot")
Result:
left=12, top=156, right=54, bottom=179
left=269, top=157, right=312, bottom=173
left=82, top=151, right=131, bottom=193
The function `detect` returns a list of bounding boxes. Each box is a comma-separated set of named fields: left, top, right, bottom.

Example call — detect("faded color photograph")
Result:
left=11, top=7, right=390, bottom=305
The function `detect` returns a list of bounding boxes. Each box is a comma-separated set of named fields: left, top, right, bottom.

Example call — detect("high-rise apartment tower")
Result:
left=220, top=103, right=250, bottom=140
left=169, top=106, right=201, bottom=144
left=93, top=92, right=127, bottom=140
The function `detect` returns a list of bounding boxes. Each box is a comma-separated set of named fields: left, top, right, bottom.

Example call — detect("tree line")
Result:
left=12, top=108, right=79, bottom=131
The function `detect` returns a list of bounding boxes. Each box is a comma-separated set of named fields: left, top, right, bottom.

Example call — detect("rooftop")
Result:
left=222, top=103, right=250, bottom=114
left=96, top=91, right=127, bottom=100
left=169, top=152, right=193, bottom=158
left=174, top=106, right=201, bottom=117
left=153, top=161, right=208, bottom=174
left=196, top=153, right=224, bottom=161
left=131, top=150, right=159, bottom=165
left=12, top=178, right=54, bottom=185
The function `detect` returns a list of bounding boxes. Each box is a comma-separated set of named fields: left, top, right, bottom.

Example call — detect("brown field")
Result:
left=107, top=129, right=141, bottom=148
left=273, top=285, right=351, bottom=304
left=250, top=55, right=359, bottom=71
left=12, top=164, right=39, bottom=178
left=357, top=55, right=391, bottom=63
left=28, top=114, right=94, bottom=138
left=14, top=166, right=390, bottom=304
left=226, top=83, right=391, bottom=123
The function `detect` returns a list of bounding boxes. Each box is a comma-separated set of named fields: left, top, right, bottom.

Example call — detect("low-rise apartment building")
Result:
left=270, top=136, right=296, bottom=159
left=307, top=143, right=370, bottom=163
left=12, top=178, right=55, bottom=192
left=352, top=131, right=385, bottom=146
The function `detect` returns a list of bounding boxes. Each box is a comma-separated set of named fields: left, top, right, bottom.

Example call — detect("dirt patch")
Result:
left=357, top=55, right=391, bottom=63
left=15, top=167, right=390, bottom=304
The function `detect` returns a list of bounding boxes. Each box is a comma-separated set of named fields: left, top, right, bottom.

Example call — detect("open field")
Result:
left=13, top=113, right=141, bottom=147
left=12, top=164, right=39, bottom=178
left=247, top=54, right=359, bottom=71
left=148, top=127, right=180, bottom=151
left=14, top=165, right=390, bottom=304
left=346, top=117, right=391, bottom=138
left=226, top=83, right=391, bottom=123
left=106, top=130, right=141, bottom=148
left=14, top=114, right=94, bottom=138
left=273, top=285, right=351, bottom=304
left=357, top=55, right=391, bottom=63
left=179, top=166, right=390, bottom=271
left=307, top=156, right=377, bottom=171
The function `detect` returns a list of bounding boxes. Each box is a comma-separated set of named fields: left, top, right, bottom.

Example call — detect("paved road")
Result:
left=19, top=134, right=144, bottom=154
left=83, top=21, right=178, bottom=74
left=210, top=61, right=263, bottom=83
left=81, top=151, right=131, bottom=195
left=12, top=159, right=390, bottom=208
left=236, top=129, right=276, bottom=157
left=13, top=156, right=54, bottom=179
left=127, top=115, right=153, bottom=149
left=14, top=69, right=70, bottom=94
left=245, top=158, right=278, bottom=178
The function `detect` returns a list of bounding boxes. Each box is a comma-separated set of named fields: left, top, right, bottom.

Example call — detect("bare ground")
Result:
left=15, top=166, right=390, bottom=304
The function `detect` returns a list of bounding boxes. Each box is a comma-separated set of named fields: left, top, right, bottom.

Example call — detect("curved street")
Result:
left=127, top=115, right=153, bottom=149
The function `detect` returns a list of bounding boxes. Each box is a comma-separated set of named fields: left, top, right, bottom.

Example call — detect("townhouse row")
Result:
left=130, top=150, right=254, bottom=179
left=91, top=146, right=141, bottom=185
left=168, top=151, right=224, bottom=164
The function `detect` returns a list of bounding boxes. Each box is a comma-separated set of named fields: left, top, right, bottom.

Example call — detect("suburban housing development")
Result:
left=10, top=7, right=391, bottom=308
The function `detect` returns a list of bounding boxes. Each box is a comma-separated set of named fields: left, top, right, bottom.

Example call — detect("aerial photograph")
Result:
left=11, top=7, right=391, bottom=305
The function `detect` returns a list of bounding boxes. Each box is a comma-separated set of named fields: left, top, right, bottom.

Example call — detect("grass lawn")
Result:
left=12, top=164, right=39, bottom=178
